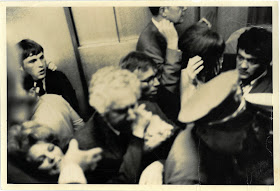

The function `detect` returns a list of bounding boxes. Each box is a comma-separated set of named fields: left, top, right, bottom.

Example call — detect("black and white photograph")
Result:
left=1, top=1, right=279, bottom=190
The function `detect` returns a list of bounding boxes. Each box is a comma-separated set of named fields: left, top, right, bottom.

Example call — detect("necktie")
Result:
left=35, top=80, right=45, bottom=96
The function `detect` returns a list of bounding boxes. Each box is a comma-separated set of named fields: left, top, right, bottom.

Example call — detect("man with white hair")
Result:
left=70, top=66, right=173, bottom=184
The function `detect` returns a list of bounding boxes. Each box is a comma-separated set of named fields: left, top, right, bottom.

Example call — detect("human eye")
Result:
left=40, top=55, right=45, bottom=60
left=28, top=59, right=37, bottom=64
left=237, top=55, right=244, bottom=61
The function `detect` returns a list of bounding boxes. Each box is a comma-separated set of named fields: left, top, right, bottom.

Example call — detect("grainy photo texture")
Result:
left=2, top=3, right=278, bottom=191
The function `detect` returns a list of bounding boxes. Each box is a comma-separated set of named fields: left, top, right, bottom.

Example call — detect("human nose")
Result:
left=240, top=60, right=249, bottom=69
left=153, top=77, right=160, bottom=87
left=35, top=59, right=44, bottom=67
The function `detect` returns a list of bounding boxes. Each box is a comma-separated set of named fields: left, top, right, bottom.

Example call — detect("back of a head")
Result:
left=237, top=27, right=272, bottom=66
left=149, top=7, right=161, bottom=16
left=120, top=51, right=157, bottom=72
left=17, top=39, right=44, bottom=63
left=89, top=66, right=141, bottom=114
left=179, top=23, right=225, bottom=82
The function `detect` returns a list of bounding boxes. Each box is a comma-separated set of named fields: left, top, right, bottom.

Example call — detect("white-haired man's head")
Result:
left=89, top=66, right=141, bottom=130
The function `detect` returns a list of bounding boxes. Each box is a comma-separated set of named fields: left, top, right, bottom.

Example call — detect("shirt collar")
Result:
left=33, top=78, right=46, bottom=90
left=103, top=118, right=120, bottom=136
left=249, top=70, right=267, bottom=86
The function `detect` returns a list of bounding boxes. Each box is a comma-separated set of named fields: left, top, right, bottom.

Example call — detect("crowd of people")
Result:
left=7, top=6, right=273, bottom=185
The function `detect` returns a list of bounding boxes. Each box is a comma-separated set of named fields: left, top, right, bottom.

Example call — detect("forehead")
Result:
left=110, top=90, right=138, bottom=110
left=23, top=52, right=44, bottom=63
left=28, top=142, right=49, bottom=158
left=138, top=67, right=156, bottom=80
left=237, top=49, right=256, bottom=59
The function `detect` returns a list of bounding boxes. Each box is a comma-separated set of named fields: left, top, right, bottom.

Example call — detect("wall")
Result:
left=6, top=7, right=87, bottom=118
left=71, top=7, right=151, bottom=83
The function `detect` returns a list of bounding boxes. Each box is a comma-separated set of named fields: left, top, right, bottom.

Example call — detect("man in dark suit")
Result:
left=236, top=27, right=272, bottom=95
left=235, top=27, right=273, bottom=185
left=136, top=7, right=186, bottom=92
left=137, top=7, right=187, bottom=125
left=17, top=39, right=80, bottom=114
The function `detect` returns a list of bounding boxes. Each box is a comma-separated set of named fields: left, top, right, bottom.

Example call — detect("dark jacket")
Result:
left=23, top=69, right=80, bottom=114
left=74, top=112, right=144, bottom=184
left=164, top=126, right=243, bottom=185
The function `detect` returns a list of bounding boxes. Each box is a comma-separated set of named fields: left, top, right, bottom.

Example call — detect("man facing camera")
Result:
left=17, top=39, right=80, bottom=114
left=236, top=27, right=272, bottom=95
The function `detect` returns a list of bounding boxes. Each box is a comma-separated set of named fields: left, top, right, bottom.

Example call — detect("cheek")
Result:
left=38, top=160, right=52, bottom=170
left=248, top=65, right=260, bottom=73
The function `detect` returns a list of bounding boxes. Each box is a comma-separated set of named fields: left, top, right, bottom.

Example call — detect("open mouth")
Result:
left=39, top=69, right=45, bottom=75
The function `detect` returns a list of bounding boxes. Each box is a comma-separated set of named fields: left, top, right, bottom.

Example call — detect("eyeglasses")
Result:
left=141, top=72, right=161, bottom=86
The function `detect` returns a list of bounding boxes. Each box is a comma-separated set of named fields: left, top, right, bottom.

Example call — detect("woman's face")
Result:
left=27, top=142, right=63, bottom=175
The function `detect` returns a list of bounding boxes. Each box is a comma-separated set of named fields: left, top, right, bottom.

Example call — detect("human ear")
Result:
left=159, top=7, right=167, bottom=17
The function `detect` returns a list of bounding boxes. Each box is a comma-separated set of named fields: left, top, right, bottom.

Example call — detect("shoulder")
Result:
left=47, top=69, right=67, bottom=79
left=137, top=21, right=160, bottom=45
left=74, top=114, right=99, bottom=150
left=251, top=73, right=272, bottom=93
left=39, top=94, right=69, bottom=105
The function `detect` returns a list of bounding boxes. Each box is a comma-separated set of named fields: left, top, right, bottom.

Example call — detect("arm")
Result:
left=107, top=105, right=152, bottom=183
left=69, top=104, right=85, bottom=131
left=107, top=136, right=144, bottom=184
left=58, top=139, right=102, bottom=184
left=139, top=160, right=164, bottom=185
left=157, top=19, right=182, bottom=94
left=179, top=56, right=204, bottom=113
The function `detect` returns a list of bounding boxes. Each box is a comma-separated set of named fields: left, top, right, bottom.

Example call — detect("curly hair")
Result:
left=8, top=121, right=59, bottom=157
left=89, top=66, right=141, bottom=114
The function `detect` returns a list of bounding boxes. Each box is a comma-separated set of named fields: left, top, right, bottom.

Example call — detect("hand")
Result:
left=139, top=161, right=164, bottom=185
left=144, top=115, right=173, bottom=151
left=157, top=19, right=179, bottom=50
left=131, top=104, right=153, bottom=138
left=47, top=61, right=57, bottom=71
left=61, top=139, right=103, bottom=172
left=182, top=55, right=204, bottom=84
left=27, top=87, right=38, bottom=97
left=198, top=17, right=212, bottom=28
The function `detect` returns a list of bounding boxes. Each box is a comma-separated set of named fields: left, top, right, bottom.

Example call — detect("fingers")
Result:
left=47, top=62, right=57, bottom=71
left=136, top=104, right=146, bottom=112
left=89, top=147, right=103, bottom=162
left=188, top=56, right=203, bottom=68
left=195, top=65, right=204, bottom=74
left=68, top=139, right=79, bottom=152
left=22, top=120, right=41, bottom=129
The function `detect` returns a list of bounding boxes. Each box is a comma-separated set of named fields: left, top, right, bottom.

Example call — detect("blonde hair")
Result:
left=89, top=66, right=141, bottom=114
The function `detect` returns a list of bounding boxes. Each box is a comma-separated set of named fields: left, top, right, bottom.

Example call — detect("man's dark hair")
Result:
left=120, top=51, right=157, bottom=72
left=17, top=39, right=44, bottom=64
left=237, top=27, right=272, bottom=66
left=149, top=7, right=161, bottom=16
left=179, top=22, right=225, bottom=83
